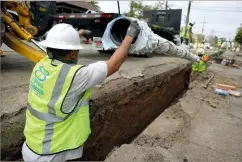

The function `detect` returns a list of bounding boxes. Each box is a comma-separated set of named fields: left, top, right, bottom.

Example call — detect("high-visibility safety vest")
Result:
left=217, top=40, right=222, bottom=48
left=192, top=53, right=207, bottom=73
left=192, top=60, right=206, bottom=72
left=24, top=56, right=91, bottom=155
left=181, top=25, right=191, bottom=39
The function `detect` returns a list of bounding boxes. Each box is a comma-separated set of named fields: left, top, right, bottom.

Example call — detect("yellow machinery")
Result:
left=1, top=1, right=56, bottom=63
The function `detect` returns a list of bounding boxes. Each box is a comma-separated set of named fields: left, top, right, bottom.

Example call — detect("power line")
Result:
left=192, top=6, right=242, bottom=9
left=191, top=7, right=242, bottom=12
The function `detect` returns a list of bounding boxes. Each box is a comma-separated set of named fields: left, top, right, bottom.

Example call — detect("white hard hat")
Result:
left=197, top=48, right=204, bottom=54
left=40, top=23, right=83, bottom=50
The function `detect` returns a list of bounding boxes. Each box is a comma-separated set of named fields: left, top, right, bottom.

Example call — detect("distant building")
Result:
left=143, top=9, right=182, bottom=33
left=56, top=1, right=102, bottom=14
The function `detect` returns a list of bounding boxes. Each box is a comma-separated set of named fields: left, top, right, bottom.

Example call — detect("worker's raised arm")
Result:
left=105, top=21, right=140, bottom=77
left=78, top=29, right=93, bottom=40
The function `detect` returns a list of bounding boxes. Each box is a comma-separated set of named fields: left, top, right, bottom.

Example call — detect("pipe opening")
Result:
left=110, top=18, right=136, bottom=46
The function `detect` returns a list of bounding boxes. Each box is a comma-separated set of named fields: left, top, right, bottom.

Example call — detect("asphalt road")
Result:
left=0, top=41, right=217, bottom=91
left=1, top=42, right=198, bottom=90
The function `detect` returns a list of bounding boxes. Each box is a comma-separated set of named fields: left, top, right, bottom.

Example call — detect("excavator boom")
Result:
left=4, top=32, right=46, bottom=63
left=1, top=1, right=55, bottom=63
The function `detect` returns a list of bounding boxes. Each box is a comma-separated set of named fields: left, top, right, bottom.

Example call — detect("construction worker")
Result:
left=217, top=39, right=222, bottom=49
left=22, top=22, right=140, bottom=161
left=79, top=29, right=93, bottom=41
left=180, top=22, right=195, bottom=45
left=192, top=48, right=208, bottom=72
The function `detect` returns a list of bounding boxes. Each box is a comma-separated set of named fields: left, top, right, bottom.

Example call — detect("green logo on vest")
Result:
left=30, top=66, right=49, bottom=96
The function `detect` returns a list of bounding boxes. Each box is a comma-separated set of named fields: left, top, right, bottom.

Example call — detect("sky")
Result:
left=98, top=1, right=242, bottom=40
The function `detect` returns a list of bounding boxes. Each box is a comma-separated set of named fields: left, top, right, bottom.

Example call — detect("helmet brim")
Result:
left=39, top=40, right=84, bottom=50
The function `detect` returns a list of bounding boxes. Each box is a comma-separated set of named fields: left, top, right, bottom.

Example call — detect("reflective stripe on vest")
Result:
left=27, top=99, right=89, bottom=123
left=24, top=56, right=91, bottom=155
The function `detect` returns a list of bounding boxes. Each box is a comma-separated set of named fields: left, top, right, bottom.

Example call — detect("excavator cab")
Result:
left=1, top=1, right=56, bottom=37
left=0, top=1, right=56, bottom=62
left=29, top=1, right=56, bottom=37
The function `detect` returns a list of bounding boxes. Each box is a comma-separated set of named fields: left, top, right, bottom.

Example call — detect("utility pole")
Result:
left=201, top=16, right=207, bottom=35
left=165, top=1, right=168, bottom=25
left=117, top=1, right=121, bottom=16
left=184, top=1, right=192, bottom=45
left=165, top=1, right=168, bottom=10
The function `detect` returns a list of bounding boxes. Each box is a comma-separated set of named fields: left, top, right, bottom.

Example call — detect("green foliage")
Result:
left=234, top=26, right=242, bottom=52
left=235, top=26, right=242, bottom=45
left=150, top=24, right=161, bottom=30
left=233, top=41, right=240, bottom=48
left=125, top=1, right=165, bottom=19
left=88, top=1, right=100, bottom=10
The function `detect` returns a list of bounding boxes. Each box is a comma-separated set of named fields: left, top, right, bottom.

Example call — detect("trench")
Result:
left=1, top=62, right=191, bottom=161
left=81, top=65, right=191, bottom=161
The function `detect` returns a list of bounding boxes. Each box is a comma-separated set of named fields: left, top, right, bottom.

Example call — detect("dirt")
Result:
left=105, top=51, right=242, bottom=162
left=105, top=144, right=179, bottom=162
left=81, top=64, right=191, bottom=161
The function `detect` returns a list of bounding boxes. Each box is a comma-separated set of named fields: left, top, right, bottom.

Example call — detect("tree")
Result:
left=193, top=33, right=205, bottom=43
left=204, top=35, right=218, bottom=46
left=233, top=41, right=240, bottom=49
left=88, top=1, right=100, bottom=10
left=125, top=1, right=168, bottom=19
left=235, top=26, right=242, bottom=52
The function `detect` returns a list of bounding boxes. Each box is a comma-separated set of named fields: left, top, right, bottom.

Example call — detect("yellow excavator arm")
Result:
left=2, top=14, right=46, bottom=63
left=1, top=1, right=55, bottom=63
left=3, top=32, right=46, bottom=63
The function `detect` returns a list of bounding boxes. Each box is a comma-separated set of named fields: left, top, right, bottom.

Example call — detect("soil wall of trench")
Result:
left=1, top=63, right=191, bottom=161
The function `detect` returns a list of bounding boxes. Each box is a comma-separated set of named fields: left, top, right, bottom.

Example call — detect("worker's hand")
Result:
left=82, top=30, right=93, bottom=41
left=125, top=21, right=141, bottom=39
left=194, top=55, right=200, bottom=62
